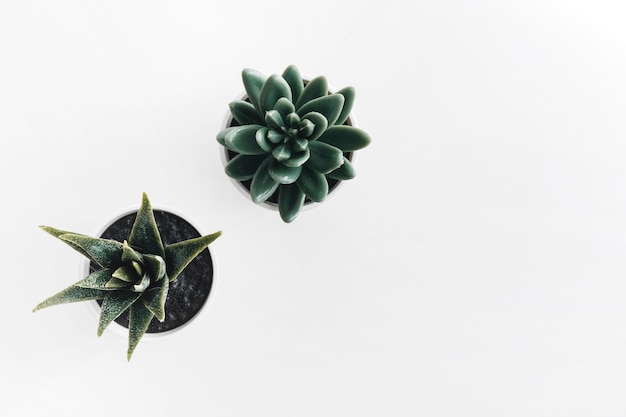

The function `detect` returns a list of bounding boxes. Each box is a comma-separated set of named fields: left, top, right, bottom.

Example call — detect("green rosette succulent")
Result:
left=33, top=193, right=221, bottom=360
left=217, top=65, right=371, bottom=223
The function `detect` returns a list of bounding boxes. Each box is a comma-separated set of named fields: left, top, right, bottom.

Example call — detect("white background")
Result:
left=2, top=0, right=626, bottom=415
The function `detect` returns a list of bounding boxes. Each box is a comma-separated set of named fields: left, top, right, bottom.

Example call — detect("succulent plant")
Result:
left=33, top=193, right=221, bottom=360
left=217, top=65, right=371, bottom=223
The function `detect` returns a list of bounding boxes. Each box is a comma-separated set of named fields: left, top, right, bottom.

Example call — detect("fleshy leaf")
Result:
left=128, top=193, right=165, bottom=258
left=242, top=68, right=266, bottom=115
left=127, top=301, right=154, bottom=361
left=224, top=125, right=266, bottom=155
left=229, top=100, right=264, bottom=125
left=274, top=97, right=296, bottom=121
left=225, top=154, right=266, bottom=181
left=165, top=231, right=222, bottom=282
left=317, top=125, right=371, bottom=152
left=112, top=265, right=139, bottom=283
left=272, top=143, right=291, bottom=162
left=250, top=156, right=280, bottom=204
left=334, top=86, right=355, bottom=126
left=132, top=274, right=151, bottom=292
left=297, top=165, right=328, bottom=202
left=40, top=226, right=93, bottom=261
left=59, top=234, right=123, bottom=269
left=297, top=94, right=344, bottom=127
left=269, top=160, right=302, bottom=184
left=326, top=157, right=356, bottom=180
left=105, top=277, right=131, bottom=289
left=259, top=74, right=292, bottom=114
left=282, top=148, right=310, bottom=168
left=295, top=76, right=328, bottom=110
left=282, top=65, right=304, bottom=103
left=97, top=291, right=142, bottom=336
left=143, top=254, right=166, bottom=281
left=264, top=110, right=285, bottom=130
left=278, top=183, right=305, bottom=223
left=75, top=268, right=116, bottom=289
left=121, top=240, right=143, bottom=264
left=33, top=286, right=106, bottom=312
left=300, top=112, right=328, bottom=141
left=141, top=275, right=169, bottom=321
left=306, top=141, right=344, bottom=174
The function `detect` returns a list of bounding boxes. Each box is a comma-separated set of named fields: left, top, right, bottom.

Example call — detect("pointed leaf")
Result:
left=97, top=291, right=141, bottom=336
left=272, top=143, right=291, bottom=162
left=165, top=231, right=222, bottom=282
left=300, top=112, right=328, bottom=141
left=269, top=160, right=302, bottom=184
left=327, top=157, right=356, bottom=180
left=127, top=301, right=154, bottom=361
left=297, top=165, right=328, bottom=202
left=297, top=94, right=344, bottom=127
left=259, top=74, right=292, bottom=114
left=224, top=125, right=266, bottom=155
left=59, top=234, right=123, bottom=268
left=317, top=125, right=371, bottom=152
left=33, top=286, right=106, bottom=312
left=121, top=240, right=143, bottom=264
left=225, top=154, right=266, bottom=181
left=264, top=110, right=285, bottom=130
left=229, top=100, right=264, bottom=125
left=141, top=276, right=169, bottom=321
left=295, top=76, right=328, bottom=110
left=112, top=265, right=139, bottom=283
left=105, top=277, right=131, bottom=289
left=128, top=193, right=165, bottom=258
left=306, top=141, right=344, bottom=174
left=278, top=183, right=305, bottom=223
left=242, top=68, right=267, bottom=114
left=40, top=226, right=93, bottom=261
left=250, top=156, right=280, bottom=204
left=75, top=268, right=116, bottom=289
left=334, top=86, right=355, bottom=126
left=282, top=65, right=304, bottom=103
left=143, top=254, right=166, bottom=281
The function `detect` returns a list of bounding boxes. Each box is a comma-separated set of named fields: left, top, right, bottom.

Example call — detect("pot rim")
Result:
left=218, top=78, right=360, bottom=214
left=82, top=200, right=219, bottom=341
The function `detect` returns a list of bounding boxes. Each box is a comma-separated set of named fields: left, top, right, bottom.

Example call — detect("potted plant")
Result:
left=216, top=65, right=371, bottom=223
left=33, top=193, right=221, bottom=360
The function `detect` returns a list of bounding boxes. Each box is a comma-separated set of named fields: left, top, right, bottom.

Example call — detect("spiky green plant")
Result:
left=33, top=193, right=221, bottom=360
left=217, top=65, right=371, bottom=223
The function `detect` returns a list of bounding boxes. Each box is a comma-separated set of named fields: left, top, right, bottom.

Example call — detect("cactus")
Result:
left=33, top=193, right=221, bottom=360
left=217, top=65, right=371, bottom=223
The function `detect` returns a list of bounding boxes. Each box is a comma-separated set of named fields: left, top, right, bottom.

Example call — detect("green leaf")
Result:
left=229, top=100, right=264, bottom=125
left=105, top=277, right=131, bottom=289
left=334, top=86, right=355, bottom=126
left=59, top=234, right=123, bottom=269
left=295, top=76, right=328, bottom=110
left=272, top=143, right=291, bottom=162
left=165, top=231, right=222, bottom=282
left=112, top=265, right=139, bottom=283
left=300, top=112, right=328, bottom=141
left=278, top=183, right=305, bottom=223
left=132, top=274, right=151, bottom=293
left=259, top=74, right=292, bottom=114
left=121, top=240, right=143, bottom=264
left=297, top=94, right=344, bottom=127
left=143, top=254, right=166, bottom=281
left=297, top=165, right=329, bottom=202
left=282, top=65, right=304, bottom=104
left=74, top=268, right=116, bottom=289
left=127, top=301, right=154, bottom=361
left=141, top=275, right=169, bottom=321
left=273, top=97, right=296, bottom=121
left=33, top=286, right=106, bottom=312
left=40, top=226, right=94, bottom=261
left=264, top=110, right=285, bottom=130
left=242, top=68, right=266, bottom=114
left=97, top=291, right=142, bottom=336
left=128, top=193, right=165, bottom=258
left=317, top=125, right=371, bottom=152
left=224, top=125, right=266, bottom=155
left=250, top=156, right=280, bottom=204
left=225, top=154, right=266, bottom=181
left=269, top=160, right=302, bottom=184
left=306, top=141, right=344, bottom=174
left=327, top=157, right=356, bottom=180
left=282, top=148, right=310, bottom=168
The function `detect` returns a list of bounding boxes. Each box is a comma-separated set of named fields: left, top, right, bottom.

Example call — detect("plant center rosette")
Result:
left=217, top=65, right=371, bottom=223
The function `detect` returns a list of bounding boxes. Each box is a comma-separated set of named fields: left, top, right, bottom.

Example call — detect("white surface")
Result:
left=2, top=1, right=626, bottom=415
